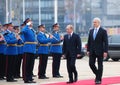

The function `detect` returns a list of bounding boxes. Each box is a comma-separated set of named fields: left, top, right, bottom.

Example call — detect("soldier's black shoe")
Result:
left=0, top=77, right=5, bottom=80
left=39, top=76, right=49, bottom=79
left=24, top=80, right=36, bottom=83
left=53, top=75, right=63, bottom=78
left=7, top=79, right=17, bottom=82
left=32, top=74, right=36, bottom=77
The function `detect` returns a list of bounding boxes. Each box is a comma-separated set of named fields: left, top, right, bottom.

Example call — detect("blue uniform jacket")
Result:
left=22, top=25, right=36, bottom=54
left=4, top=30, right=18, bottom=55
left=0, top=32, right=6, bottom=54
left=37, top=32, right=51, bottom=54
left=17, top=38, right=24, bottom=55
left=3, top=31, right=9, bottom=55
left=0, top=41, right=6, bottom=54
left=50, top=32, right=62, bottom=54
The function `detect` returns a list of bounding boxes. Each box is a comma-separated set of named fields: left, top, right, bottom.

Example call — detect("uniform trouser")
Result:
left=66, top=53, right=77, bottom=81
left=14, top=54, right=23, bottom=77
left=23, top=53, right=35, bottom=81
left=22, top=53, right=25, bottom=78
left=52, top=53, right=62, bottom=76
left=38, top=54, right=48, bottom=77
left=31, top=55, right=36, bottom=76
left=89, top=52, right=103, bottom=81
left=0, top=54, right=6, bottom=78
left=6, top=55, right=16, bottom=81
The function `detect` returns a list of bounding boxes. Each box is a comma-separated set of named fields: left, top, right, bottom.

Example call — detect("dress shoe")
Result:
left=53, top=75, right=63, bottom=78
left=7, top=79, right=17, bottom=82
left=32, top=74, right=36, bottom=77
left=39, top=76, right=49, bottom=79
left=95, top=80, right=101, bottom=84
left=14, top=75, right=22, bottom=78
left=66, top=81, right=74, bottom=84
left=0, top=77, right=5, bottom=80
left=24, top=80, right=36, bottom=83
left=29, top=78, right=34, bottom=81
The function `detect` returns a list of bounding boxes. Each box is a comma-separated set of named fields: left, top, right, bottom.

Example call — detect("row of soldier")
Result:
left=0, top=18, right=64, bottom=83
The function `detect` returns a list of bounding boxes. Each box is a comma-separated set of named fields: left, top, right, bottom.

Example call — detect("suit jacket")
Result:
left=63, top=33, right=81, bottom=57
left=87, top=27, right=108, bottom=56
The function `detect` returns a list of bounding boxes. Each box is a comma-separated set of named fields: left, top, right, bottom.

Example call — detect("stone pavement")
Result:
left=0, top=56, right=120, bottom=85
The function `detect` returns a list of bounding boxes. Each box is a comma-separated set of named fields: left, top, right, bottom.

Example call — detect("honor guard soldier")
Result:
left=4, top=23, right=20, bottom=82
left=37, top=24, right=53, bottom=79
left=14, top=26, right=24, bottom=78
left=50, top=23, right=63, bottom=78
left=2, top=24, right=9, bottom=78
left=0, top=24, right=6, bottom=80
left=22, top=18, right=36, bottom=83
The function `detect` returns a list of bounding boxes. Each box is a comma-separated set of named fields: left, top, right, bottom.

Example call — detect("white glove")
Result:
left=27, top=21, right=32, bottom=25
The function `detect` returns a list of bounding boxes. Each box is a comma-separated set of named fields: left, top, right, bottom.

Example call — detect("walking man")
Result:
left=63, top=24, right=81, bottom=83
left=87, top=17, right=108, bottom=84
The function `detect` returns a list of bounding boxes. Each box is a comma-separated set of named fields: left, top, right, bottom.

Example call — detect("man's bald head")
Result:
left=66, top=25, right=74, bottom=34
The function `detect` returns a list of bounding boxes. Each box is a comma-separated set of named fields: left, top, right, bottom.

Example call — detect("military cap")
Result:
left=3, top=24, right=8, bottom=27
left=13, top=26, right=19, bottom=30
left=23, top=18, right=31, bottom=25
left=7, top=22, right=13, bottom=27
left=38, top=24, right=45, bottom=28
left=53, top=23, right=59, bottom=27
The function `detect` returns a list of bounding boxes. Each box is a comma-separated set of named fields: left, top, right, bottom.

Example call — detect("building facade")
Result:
left=0, top=0, right=120, bottom=33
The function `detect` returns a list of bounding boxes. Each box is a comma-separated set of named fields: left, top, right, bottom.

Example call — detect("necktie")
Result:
left=93, top=29, right=97, bottom=40
left=68, top=34, right=71, bottom=39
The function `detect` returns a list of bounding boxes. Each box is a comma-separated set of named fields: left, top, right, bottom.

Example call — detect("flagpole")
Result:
left=54, top=0, right=58, bottom=23
left=6, top=0, right=8, bottom=23
left=10, top=0, right=12, bottom=22
left=39, top=0, right=41, bottom=25
left=74, top=0, right=76, bottom=32
left=23, top=0, right=25, bottom=21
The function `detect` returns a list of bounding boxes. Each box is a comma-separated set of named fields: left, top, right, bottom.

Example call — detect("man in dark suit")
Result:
left=63, top=25, right=81, bottom=83
left=87, top=17, right=108, bottom=84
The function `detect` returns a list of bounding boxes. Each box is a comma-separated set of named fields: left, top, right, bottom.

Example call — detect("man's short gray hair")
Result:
left=66, top=24, right=74, bottom=30
left=93, top=17, right=101, bottom=23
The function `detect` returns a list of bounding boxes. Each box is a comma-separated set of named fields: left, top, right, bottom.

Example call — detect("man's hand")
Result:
left=27, top=21, right=32, bottom=26
left=60, top=36, right=64, bottom=40
left=49, top=34, right=53, bottom=39
left=87, top=51, right=90, bottom=56
left=77, top=54, right=81, bottom=58
left=62, top=54, right=66, bottom=59
left=103, top=52, right=108, bottom=57
left=0, top=35, right=4, bottom=41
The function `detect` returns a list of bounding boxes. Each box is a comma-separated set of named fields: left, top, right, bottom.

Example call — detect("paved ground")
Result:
left=0, top=56, right=120, bottom=85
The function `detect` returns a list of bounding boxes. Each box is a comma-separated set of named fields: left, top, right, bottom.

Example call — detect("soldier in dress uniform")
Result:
left=4, top=23, right=21, bottom=82
left=22, top=18, right=36, bottom=83
left=14, top=26, right=24, bottom=78
left=2, top=24, right=9, bottom=78
left=50, top=23, right=64, bottom=78
left=0, top=24, right=6, bottom=80
left=37, top=24, right=53, bottom=79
